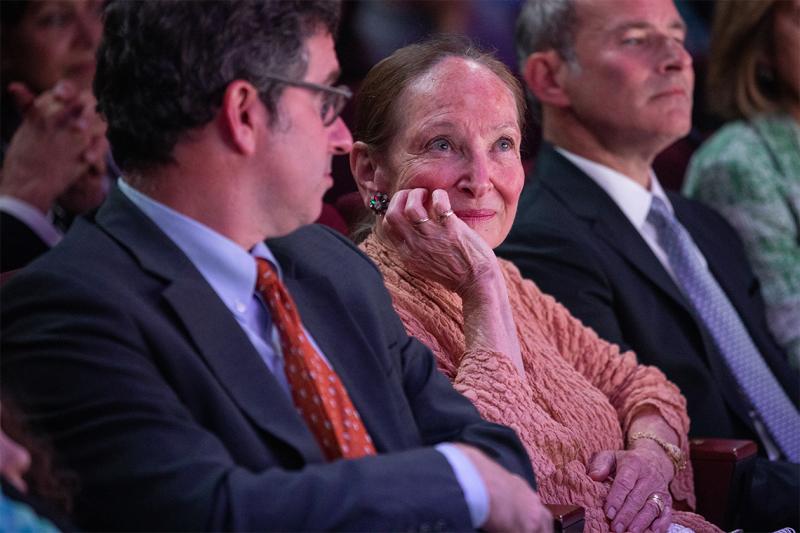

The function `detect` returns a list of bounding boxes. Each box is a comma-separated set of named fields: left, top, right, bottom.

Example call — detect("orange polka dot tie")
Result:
left=255, top=258, right=376, bottom=461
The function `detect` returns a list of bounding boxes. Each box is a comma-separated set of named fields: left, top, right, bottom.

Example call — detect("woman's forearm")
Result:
left=460, top=265, right=525, bottom=377
left=626, top=406, right=682, bottom=482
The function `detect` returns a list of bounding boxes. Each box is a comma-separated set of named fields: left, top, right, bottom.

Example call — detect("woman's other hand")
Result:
left=0, top=80, right=106, bottom=213
left=587, top=446, right=674, bottom=533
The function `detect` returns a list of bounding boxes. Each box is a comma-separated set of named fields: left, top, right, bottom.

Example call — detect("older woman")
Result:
left=351, top=37, right=718, bottom=533
left=0, top=0, right=109, bottom=271
left=684, top=0, right=800, bottom=369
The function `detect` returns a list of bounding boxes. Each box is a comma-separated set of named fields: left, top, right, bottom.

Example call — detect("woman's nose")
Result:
left=458, top=155, right=494, bottom=198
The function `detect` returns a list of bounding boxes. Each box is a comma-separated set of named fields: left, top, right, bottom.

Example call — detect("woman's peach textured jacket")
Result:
left=362, top=235, right=719, bottom=533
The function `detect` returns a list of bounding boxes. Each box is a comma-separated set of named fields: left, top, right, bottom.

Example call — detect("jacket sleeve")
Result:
left=0, top=250, right=533, bottom=531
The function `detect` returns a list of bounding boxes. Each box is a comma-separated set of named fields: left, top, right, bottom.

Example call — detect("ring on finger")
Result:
left=438, top=209, right=455, bottom=222
left=412, top=216, right=431, bottom=225
left=647, top=493, right=665, bottom=516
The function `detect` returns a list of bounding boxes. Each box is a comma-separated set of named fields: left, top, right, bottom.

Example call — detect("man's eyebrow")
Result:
left=611, top=19, right=687, bottom=34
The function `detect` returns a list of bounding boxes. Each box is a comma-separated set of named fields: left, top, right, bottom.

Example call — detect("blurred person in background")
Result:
left=684, top=0, right=800, bottom=369
left=498, top=0, right=799, bottom=528
left=0, top=0, right=111, bottom=272
left=1, top=396, right=75, bottom=532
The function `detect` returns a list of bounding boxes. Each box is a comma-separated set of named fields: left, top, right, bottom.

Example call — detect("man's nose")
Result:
left=659, top=36, right=692, bottom=73
left=329, top=116, right=353, bottom=155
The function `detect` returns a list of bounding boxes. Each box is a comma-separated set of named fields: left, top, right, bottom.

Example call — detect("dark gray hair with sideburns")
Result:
left=514, top=0, right=577, bottom=122
left=95, top=0, right=340, bottom=173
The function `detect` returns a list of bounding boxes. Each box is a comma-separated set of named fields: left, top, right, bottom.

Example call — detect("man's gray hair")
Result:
left=515, top=0, right=577, bottom=122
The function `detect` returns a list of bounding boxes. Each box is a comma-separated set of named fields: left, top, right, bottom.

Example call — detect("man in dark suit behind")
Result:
left=0, top=1, right=552, bottom=531
left=497, top=0, right=799, bottom=529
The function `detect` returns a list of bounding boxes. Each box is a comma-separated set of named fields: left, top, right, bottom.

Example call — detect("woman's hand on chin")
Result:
left=379, top=187, right=525, bottom=376
left=379, top=187, right=499, bottom=296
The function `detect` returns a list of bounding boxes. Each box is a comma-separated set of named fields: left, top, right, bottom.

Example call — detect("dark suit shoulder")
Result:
left=267, top=224, right=381, bottom=278
left=1, top=211, right=51, bottom=272
left=668, top=192, right=750, bottom=256
left=500, top=179, right=611, bottom=288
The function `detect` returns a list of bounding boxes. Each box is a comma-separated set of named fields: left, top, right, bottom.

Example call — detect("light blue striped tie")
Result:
left=647, top=196, right=800, bottom=461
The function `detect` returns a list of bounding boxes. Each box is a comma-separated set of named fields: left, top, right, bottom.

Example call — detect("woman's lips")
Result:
left=454, top=209, right=495, bottom=223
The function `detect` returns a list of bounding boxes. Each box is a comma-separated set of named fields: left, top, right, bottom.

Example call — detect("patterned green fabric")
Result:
left=684, top=114, right=800, bottom=369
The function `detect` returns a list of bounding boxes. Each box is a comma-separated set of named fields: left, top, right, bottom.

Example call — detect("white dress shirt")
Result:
left=555, top=147, right=708, bottom=283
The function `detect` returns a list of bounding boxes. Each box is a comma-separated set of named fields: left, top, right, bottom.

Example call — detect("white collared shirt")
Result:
left=555, top=147, right=707, bottom=283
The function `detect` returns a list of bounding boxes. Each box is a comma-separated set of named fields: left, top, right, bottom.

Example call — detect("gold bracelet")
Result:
left=628, top=431, right=687, bottom=472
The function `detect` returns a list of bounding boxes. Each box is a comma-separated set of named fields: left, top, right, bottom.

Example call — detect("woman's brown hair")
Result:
left=707, top=0, right=786, bottom=120
left=353, top=34, right=526, bottom=157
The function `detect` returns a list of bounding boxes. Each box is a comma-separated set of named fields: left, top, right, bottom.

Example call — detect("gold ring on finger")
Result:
left=412, top=216, right=430, bottom=225
left=438, top=209, right=455, bottom=221
left=647, top=493, right=665, bottom=515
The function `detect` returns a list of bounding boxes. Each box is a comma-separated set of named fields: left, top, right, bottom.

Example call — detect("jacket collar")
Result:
left=95, top=187, right=326, bottom=462
left=534, top=144, right=689, bottom=309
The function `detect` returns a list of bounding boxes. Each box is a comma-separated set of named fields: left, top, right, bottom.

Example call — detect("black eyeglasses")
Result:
left=264, top=74, right=352, bottom=127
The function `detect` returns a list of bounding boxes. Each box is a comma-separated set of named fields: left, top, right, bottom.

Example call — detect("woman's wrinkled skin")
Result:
left=353, top=56, right=679, bottom=533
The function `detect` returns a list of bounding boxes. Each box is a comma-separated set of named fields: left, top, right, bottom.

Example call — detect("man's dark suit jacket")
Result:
left=1, top=187, right=535, bottom=532
left=497, top=144, right=798, bottom=528
left=0, top=211, right=50, bottom=272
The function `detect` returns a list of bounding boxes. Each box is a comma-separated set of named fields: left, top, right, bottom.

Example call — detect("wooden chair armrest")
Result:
left=546, top=503, right=585, bottom=533
left=690, top=437, right=757, bottom=530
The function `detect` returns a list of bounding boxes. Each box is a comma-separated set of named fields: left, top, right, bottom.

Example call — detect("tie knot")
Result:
left=647, top=195, right=673, bottom=227
left=255, top=258, right=278, bottom=291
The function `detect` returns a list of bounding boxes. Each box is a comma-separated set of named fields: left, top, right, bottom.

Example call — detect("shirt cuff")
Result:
left=435, top=443, right=489, bottom=528
left=0, top=195, right=62, bottom=247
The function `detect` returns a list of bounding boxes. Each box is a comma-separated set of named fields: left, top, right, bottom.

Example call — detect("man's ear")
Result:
left=350, top=141, right=390, bottom=206
left=218, top=80, right=263, bottom=156
left=522, top=50, right=572, bottom=108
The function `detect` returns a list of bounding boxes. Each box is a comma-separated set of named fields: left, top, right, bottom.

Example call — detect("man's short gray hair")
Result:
left=515, top=0, right=577, bottom=122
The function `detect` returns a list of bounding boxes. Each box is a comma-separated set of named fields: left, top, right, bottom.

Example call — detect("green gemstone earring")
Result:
left=368, top=192, right=389, bottom=215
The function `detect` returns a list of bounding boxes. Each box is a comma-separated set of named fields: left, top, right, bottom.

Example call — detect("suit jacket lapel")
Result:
left=536, top=146, right=691, bottom=310
left=95, top=187, right=323, bottom=462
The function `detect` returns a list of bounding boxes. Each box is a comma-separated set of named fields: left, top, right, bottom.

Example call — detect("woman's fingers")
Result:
left=588, top=450, right=616, bottom=482
left=430, top=189, right=454, bottom=222
left=7, top=82, right=36, bottom=113
left=605, top=450, right=671, bottom=533
left=404, top=188, right=434, bottom=233
left=649, top=499, right=672, bottom=533
left=623, top=491, right=671, bottom=533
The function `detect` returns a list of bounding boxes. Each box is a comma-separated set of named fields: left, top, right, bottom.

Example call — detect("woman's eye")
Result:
left=621, top=35, right=645, bottom=46
left=497, top=138, right=514, bottom=151
left=37, top=11, right=73, bottom=28
left=429, top=138, right=451, bottom=152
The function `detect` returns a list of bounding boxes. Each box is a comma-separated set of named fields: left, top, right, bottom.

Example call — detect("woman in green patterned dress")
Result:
left=684, top=0, right=800, bottom=368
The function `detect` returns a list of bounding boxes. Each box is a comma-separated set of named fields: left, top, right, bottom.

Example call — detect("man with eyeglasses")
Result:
left=0, top=1, right=549, bottom=531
